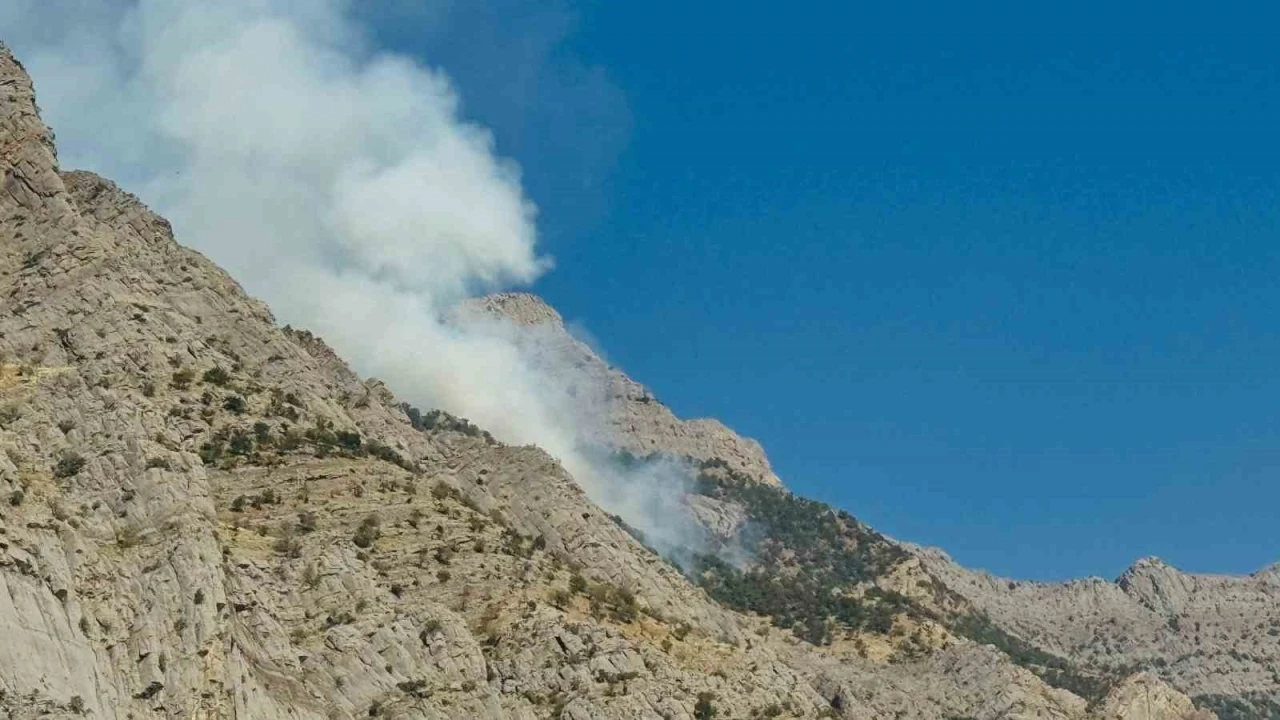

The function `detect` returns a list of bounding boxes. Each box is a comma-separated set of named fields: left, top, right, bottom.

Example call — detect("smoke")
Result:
left=0, top=0, right=704, bottom=556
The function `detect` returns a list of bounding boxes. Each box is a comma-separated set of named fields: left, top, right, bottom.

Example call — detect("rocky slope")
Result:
left=461, top=292, right=782, bottom=486
left=915, top=548, right=1280, bottom=719
left=0, top=40, right=1233, bottom=720
left=464, top=292, right=1279, bottom=718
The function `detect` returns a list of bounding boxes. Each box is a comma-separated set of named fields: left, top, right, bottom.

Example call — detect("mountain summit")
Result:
left=461, top=291, right=782, bottom=486
left=1, top=41, right=1271, bottom=720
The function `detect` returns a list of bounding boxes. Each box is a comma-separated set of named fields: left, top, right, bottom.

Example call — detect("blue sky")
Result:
left=370, top=1, right=1279, bottom=581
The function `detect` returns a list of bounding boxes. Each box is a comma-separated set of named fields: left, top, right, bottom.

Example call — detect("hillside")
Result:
left=915, top=549, right=1280, bottom=719
left=0, top=40, right=1254, bottom=720
left=475, top=287, right=1280, bottom=719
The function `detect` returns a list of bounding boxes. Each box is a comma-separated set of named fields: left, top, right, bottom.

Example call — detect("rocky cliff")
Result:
left=0, top=41, right=1242, bottom=720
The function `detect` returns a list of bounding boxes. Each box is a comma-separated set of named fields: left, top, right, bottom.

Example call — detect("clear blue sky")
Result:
left=369, top=1, right=1279, bottom=581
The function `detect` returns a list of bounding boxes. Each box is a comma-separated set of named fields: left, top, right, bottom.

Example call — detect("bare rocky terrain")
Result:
left=914, top=549, right=1280, bottom=719
left=0, top=41, right=1269, bottom=719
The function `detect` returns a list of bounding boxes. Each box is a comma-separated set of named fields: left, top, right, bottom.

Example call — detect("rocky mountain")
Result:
left=469, top=289, right=1280, bottom=720
left=460, top=292, right=781, bottom=486
left=0, top=40, right=1261, bottom=720
left=914, top=549, right=1280, bottom=719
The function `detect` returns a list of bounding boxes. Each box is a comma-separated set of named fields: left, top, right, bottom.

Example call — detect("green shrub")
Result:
left=352, top=515, right=380, bottom=548
left=53, top=454, right=87, bottom=479
left=274, top=526, right=302, bottom=558
left=171, top=368, right=194, bottom=389
left=430, top=482, right=458, bottom=501
left=251, top=489, right=279, bottom=508
left=694, top=691, right=717, bottom=720
left=228, top=430, right=253, bottom=455
left=584, top=581, right=639, bottom=623
left=335, top=430, right=361, bottom=451
left=297, top=510, right=318, bottom=533
left=202, top=366, right=232, bottom=386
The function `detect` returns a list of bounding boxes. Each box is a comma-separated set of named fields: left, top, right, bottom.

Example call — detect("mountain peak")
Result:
left=1118, top=555, right=1172, bottom=578
left=467, top=291, right=565, bottom=328
left=456, top=291, right=783, bottom=485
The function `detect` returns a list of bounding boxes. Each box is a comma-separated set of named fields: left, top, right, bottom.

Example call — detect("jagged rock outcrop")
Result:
left=461, top=292, right=783, bottom=486
left=914, top=545, right=1280, bottom=715
left=0, top=40, right=1233, bottom=720
left=1095, top=673, right=1206, bottom=720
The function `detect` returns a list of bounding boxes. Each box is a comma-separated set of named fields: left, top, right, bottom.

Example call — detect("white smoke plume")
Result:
left=0, top=0, right=704, bottom=556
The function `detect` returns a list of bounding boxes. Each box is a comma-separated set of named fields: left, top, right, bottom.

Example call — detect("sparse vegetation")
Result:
left=116, top=525, right=141, bottom=549
left=171, top=368, right=194, bottom=389
left=401, top=402, right=494, bottom=442
left=0, top=403, right=23, bottom=426
left=686, top=461, right=910, bottom=643
left=949, top=612, right=1119, bottom=703
left=297, top=510, right=318, bottom=533
left=222, top=394, right=247, bottom=414
left=1194, top=692, right=1280, bottom=720
left=274, top=525, right=302, bottom=558
left=694, top=691, right=717, bottom=720
left=53, top=453, right=87, bottom=479
left=302, top=563, right=322, bottom=589
left=202, top=366, right=231, bottom=386
left=353, top=514, right=381, bottom=548
left=578, top=580, right=640, bottom=623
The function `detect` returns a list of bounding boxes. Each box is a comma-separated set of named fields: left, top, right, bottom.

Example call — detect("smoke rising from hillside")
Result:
left=0, top=0, right=704, bottom=556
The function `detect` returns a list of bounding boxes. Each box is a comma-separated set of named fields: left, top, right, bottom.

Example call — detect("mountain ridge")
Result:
left=0, top=39, right=1264, bottom=720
